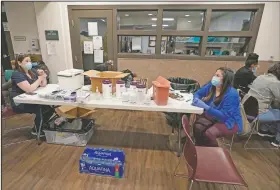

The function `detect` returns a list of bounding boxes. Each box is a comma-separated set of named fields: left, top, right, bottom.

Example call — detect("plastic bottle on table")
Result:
left=116, top=80, right=125, bottom=99
left=102, top=80, right=112, bottom=99
left=136, top=83, right=146, bottom=104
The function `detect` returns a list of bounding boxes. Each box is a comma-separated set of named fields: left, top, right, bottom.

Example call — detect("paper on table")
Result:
left=46, top=41, right=57, bottom=55
left=84, top=41, right=93, bottom=54
left=94, top=50, right=103, bottom=63
left=88, top=22, right=98, bottom=36
left=92, top=36, right=103, bottom=50
left=132, top=37, right=141, bottom=51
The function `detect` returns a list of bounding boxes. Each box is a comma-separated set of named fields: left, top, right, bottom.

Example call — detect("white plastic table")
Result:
left=13, top=84, right=203, bottom=155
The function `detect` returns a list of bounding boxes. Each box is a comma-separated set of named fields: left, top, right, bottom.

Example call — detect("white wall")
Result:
left=4, top=2, right=41, bottom=55
left=254, top=2, right=280, bottom=61
left=34, top=2, right=72, bottom=83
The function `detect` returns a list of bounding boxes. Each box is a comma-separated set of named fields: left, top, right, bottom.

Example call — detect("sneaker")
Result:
left=257, top=129, right=275, bottom=138
left=31, top=128, right=45, bottom=137
left=271, top=139, right=280, bottom=148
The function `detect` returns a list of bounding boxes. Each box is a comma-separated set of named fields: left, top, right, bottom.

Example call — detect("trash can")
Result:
left=165, top=77, right=200, bottom=130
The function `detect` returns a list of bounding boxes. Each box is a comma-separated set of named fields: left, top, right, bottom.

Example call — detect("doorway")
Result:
left=69, top=9, right=114, bottom=71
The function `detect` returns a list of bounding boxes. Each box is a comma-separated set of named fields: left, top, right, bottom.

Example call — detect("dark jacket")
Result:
left=233, top=66, right=256, bottom=93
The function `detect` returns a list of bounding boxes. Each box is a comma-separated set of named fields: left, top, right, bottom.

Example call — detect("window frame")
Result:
left=116, top=4, right=264, bottom=61
left=68, top=4, right=264, bottom=63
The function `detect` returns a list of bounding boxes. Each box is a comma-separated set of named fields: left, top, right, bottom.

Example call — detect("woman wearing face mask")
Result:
left=233, top=53, right=259, bottom=93
left=192, top=67, right=243, bottom=147
left=10, top=54, right=51, bottom=136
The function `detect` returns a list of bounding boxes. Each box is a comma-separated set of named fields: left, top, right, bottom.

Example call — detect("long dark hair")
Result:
left=268, top=62, right=280, bottom=81
left=15, top=54, right=35, bottom=79
left=202, top=67, right=235, bottom=106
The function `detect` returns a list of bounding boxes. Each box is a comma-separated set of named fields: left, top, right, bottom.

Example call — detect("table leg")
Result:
left=177, top=113, right=182, bottom=157
left=37, top=106, right=43, bottom=145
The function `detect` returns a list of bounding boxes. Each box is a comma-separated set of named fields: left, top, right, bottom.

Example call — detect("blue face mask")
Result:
left=211, top=76, right=221, bottom=87
left=32, top=62, right=38, bottom=67
left=23, top=62, right=32, bottom=70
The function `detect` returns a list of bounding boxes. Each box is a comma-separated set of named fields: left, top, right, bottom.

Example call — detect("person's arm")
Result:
left=12, top=72, right=43, bottom=93
left=193, top=82, right=212, bottom=99
left=2, top=80, right=12, bottom=91
left=40, top=76, right=47, bottom=87
left=206, top=90, right=240, bottom=123
left=36, top=69, right=47, bottom=87
left=269, top=82, right=280, bottom=102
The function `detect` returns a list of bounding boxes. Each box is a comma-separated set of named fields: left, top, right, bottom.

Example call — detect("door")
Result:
left=1, top=10, right=13, bottom=70
left=70, top=10, right=114, bottom=71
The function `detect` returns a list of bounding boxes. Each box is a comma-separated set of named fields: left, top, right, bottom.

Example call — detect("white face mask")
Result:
left=211, top=76, right=221, bottom=87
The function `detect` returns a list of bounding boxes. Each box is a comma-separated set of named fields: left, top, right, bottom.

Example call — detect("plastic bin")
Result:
left=83, top=70, right=129, bottom=93
left=44, top=124, right=94, bottom=146
left=152, top=76, right=171, bottom=106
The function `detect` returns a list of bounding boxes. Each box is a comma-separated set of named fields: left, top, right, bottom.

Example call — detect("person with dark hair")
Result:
left=248, top=62, right=280, bottom=147
left=233, top=53, right=259, bottom=93
left=10, top=54, right=52, bottom=136
left=191, top=67, right=242, bottom=147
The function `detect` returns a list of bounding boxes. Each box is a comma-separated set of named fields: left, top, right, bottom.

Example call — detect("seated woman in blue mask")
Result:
left=11, top=54, right=53, bottom=136
left=192, top=67, right=243, bottom=147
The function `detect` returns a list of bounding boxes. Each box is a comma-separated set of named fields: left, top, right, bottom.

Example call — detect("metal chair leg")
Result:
left=188, top=179, right=194, bottom=190
left=173, top=155, right=188, bottom=178
left=244, top=120, right=258, bottom=150
left=230, top=134, right=235, bottom=152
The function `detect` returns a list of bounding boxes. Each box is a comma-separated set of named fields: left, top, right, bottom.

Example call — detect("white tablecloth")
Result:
left=13, top=84, right=203, bottom=114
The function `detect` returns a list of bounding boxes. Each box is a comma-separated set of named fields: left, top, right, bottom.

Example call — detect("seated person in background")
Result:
left=2, top=60, right=16, bottom=107
left=233, top=53, right=259, bottom=93
left=11, top=54, right=53, bottom=136
left=192, top=67, right=242, bottom=147
left=248, top=62, right=280, bottom=147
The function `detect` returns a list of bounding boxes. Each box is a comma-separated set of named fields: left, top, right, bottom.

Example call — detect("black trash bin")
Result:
left=165, top=77, right=200, bottom=131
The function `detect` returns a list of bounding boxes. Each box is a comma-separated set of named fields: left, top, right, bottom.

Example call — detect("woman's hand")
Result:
left=192, top=98, right=210, bottom=110
left=37, top=69, right=46, bottom=76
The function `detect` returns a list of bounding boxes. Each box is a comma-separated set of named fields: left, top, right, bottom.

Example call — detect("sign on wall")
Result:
left=45, top=30, right=59, bottom=41
left=14, top=36, right=26, bottom=41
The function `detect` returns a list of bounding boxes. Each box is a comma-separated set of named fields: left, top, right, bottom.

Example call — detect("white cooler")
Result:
left=57, top=69, right=84, bottom=90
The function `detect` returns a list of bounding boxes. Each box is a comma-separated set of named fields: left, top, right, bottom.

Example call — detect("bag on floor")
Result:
left=238, top=102, right=252, bottom=136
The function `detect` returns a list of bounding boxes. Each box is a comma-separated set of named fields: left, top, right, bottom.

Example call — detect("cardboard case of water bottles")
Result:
left=79, top=147, right=125, bottom=178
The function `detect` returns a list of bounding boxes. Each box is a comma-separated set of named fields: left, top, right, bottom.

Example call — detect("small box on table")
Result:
left=79, top=147, right=125, bottom=178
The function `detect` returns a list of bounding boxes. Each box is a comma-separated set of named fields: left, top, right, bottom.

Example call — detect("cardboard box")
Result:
left=79, top=147, right=125, bottom=178
left=55, top=106, right=96, bottom=119
left=83, top=70, right=129, bottom=93
left=43, top=106, right=96, bottom=146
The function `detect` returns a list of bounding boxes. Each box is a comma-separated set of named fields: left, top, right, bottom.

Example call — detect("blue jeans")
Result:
left=259, top=109, right=280, bottom=141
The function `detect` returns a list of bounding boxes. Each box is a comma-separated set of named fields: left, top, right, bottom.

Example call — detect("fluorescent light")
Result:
left=185, top=15, right=190, bottom=17
left=151, top=18, right=174, bottom=21
left=163, top=18, right=174, bottom=21
left=148, top=13, right=153, bottom=16
left=152, top=24, right=168, bottom=27
left=188, top=21, right=191, bottom=23
left=125, top=14, right=129, bottom=16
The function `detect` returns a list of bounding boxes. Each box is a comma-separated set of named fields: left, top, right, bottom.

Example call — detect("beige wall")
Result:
left=118, top=58, right=272, bottom=87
